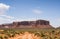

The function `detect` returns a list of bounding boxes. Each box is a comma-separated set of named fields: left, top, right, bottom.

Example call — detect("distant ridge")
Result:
left=0, top=19, right=54, bottom=28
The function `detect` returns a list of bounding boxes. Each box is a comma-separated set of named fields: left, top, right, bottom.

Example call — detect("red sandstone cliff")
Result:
left=0, top=19, right=54, bottom=28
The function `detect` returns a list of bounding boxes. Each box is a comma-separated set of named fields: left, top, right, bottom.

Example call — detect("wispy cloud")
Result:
left=0, top=15, right=14, bottom=19
left=32, top=9, right=42, bottom=14
left=0, top=17, right=12, bottom=24
left=0, top=15, right=15, bottom=24
left=0, top=3, right=10, bottom=15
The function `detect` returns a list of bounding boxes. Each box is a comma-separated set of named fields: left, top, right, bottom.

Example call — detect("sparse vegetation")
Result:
left=0, top=28, right=60, bottom=39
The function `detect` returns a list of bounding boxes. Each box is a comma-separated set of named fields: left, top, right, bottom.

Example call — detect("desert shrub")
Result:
left=4, top=36, right=8, bottom=39
left=41, top=33, right=45, bottom=37
left=34, top=32, right=41, bottom=36
left=51, top=30, right=55, bottom=34
left=0, top=36, right=3, bottom=39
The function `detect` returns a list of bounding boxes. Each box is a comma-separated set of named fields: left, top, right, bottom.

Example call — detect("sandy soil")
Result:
left=8, top=32, right=41, bottom=39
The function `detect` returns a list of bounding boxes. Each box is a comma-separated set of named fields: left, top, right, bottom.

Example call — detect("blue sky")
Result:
left=0, top=0, right=60, bottom=28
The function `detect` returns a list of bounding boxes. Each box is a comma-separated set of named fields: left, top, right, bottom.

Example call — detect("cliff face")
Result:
left=0, top=20, right=53, bottom=28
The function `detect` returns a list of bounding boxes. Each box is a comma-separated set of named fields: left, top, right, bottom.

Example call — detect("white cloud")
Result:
left=0, top=3, right=10, bottom=10
left=0, top=17, right=11, bottom=24
left=0, top=3, right=13, bottom=24
left=0, top=3, right=10, bottom=15
left=0, top=15, right=14, bottom=19
left=0, top=14, right=15, bottom=24
left=0, top=15, right=15, bottom=24
left=33, top=9, right=42, bottom=14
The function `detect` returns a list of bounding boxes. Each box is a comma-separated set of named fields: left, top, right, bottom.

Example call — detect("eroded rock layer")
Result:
left=0, top=20, right=53, bottom=28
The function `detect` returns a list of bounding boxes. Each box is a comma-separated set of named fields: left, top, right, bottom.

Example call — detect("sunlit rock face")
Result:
left=0, top=19, right=54, bottom=28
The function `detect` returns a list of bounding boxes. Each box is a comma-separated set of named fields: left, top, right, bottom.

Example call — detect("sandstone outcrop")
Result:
left=0, top=19, right=54, bottom=28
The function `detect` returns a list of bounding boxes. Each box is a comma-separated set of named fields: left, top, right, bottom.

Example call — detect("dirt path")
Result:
left=9, top=32, right=41, bottom=39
